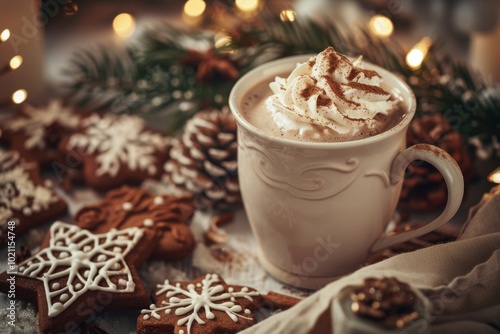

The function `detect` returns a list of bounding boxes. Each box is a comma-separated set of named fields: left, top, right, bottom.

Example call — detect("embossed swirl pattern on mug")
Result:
left=239, top=131, right=360, bottom=200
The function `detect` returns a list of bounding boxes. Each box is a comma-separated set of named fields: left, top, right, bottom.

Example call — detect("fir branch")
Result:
left=60, top=14, right=500, bottom=146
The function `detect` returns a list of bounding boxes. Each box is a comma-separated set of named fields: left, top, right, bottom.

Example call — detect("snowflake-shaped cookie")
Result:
left=138, top=274, right=262, bottom=334
left=6, top=99, right=78, bottom=149
left=0, top=220, right=154, bottom=334
left=67, top=114, right=169, bottom=177
left=0, top=150, right=66, bottom=244
left=0, top=150, right=59, bottom=218
left=16, top=222, right=142, bottom=317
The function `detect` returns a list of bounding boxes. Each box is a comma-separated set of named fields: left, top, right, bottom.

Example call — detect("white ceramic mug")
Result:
left=229, top=55, right=464, bottom=289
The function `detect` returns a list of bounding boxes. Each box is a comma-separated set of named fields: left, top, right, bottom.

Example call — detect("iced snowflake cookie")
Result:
left=74, top=186, right=196, bottom=260
left=0, top=100, right=79, bottom=165
left=137, top=274, right=302, bottom=334
left=59, top=113, right=170, bottom=191
left=0, top=221, right=156, bottom=334
left=137, top=274, right=262, bottom=334
left=0, top=150, right=67, bottom=246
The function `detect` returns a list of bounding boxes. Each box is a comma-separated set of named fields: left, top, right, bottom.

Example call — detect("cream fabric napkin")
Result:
left=243, top=185, right=500, bottom=334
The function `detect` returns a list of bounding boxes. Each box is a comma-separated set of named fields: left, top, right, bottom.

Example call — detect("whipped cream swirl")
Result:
left=266, top=47, right=398, bottom=136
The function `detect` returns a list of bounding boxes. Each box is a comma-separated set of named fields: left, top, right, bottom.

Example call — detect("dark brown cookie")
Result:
left=0, top=221, right=156, bottom=334
left=0, top=149, right=67, bottom=246
left=0, top=100, right=80, bottom=165
left=137, top=274, right=263, bottom=334
left=58, top=113, right=170, bottom=191
left=74, top=186, right=196, bottom=260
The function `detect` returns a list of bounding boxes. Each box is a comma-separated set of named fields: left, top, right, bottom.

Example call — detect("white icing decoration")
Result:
left=140, top=274, right=260, bottom=334
left=51, top=283, right=60, bottom=290
left=66, top=114, right=168, bottom=177
left=15, top=222, right=143, bottom=317
left=83, top=246, right=92, bottom=252
left=97, top=254, right=107, bottom=262
left=153, top=196, right=164, bottom=205
left=122, top=202, right=133, bottom=211
left=143, top=314, right=150, bottom=320
left=179, top=330, right=185, bottom=334
left=0, top=150, right=59, bottom=220
left=143, top=219, right=154, bottom=227
left=6, top=99, right=78, bottom=149
left=19, top=266, right=25, bottom=272
left=244, top=309, right=251, bottom=315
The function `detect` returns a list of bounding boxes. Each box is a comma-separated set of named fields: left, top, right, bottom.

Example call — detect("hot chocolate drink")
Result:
left=241, top=47, right=407, bottom=142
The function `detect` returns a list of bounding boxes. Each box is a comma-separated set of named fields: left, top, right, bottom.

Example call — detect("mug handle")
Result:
left=370, top=144, right=464, bottom=253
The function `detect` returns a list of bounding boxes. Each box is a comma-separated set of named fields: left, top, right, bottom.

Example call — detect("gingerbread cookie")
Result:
left=0, top=149, right=67, bottom=246
left=0, top=221, right=156, bottom=334
left=74, top=186, right=196, bottom=260
left=137, top=274, right=302, bottom=334
left=0, top=99, right=79, bottom=165
left=59, top=113, right=170, bottom=191
left=138, top=274, right=263, bottom=334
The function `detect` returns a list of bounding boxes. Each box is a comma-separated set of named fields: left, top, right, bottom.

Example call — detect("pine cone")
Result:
left=399, top=114, right=476, bottom=211
left=164, top=108, right=240, bottom=210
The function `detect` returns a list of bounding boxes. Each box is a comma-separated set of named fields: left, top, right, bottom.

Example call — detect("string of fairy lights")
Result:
left=0, top=28, right=28, bottom=106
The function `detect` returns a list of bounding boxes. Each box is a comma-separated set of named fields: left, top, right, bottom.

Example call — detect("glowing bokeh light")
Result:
left=12, top=89, right=28, bottom=104
left=280, top=10, right=296, bottom=22
left=488, top=167, right=500, bottom=184
left=184, top=0, right=206, bottom=17
left=368, top=15, right=394, bottom=38
left=9, top=55, right=23, bottom=70
left=112, top=13, right=136, bottom=38
left=235, top=0, right=259, bottom=12
left=0, top=29, right=10, bottom=42
left=405, top=37, right=433, bottom=70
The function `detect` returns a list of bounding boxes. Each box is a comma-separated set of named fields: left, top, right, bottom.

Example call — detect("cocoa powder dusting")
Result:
left=348, top=68, right=380, bottom=81
left=347, top=82, right=388, bottom=95
left=326, top=50, right=340, bottom=73
left=317, top=97, right=332, bottom=107
left=301, top=86, right=322, bottom=99
left=323, top=76, right=360, bottom=106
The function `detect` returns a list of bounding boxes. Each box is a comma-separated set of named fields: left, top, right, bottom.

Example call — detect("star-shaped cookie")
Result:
left=0, top=222, right=155, bottom=334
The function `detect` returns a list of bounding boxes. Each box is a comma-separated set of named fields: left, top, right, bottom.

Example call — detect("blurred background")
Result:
left=1, top=0, right=499, bottom=200
left=1, top=0, right=499, bottom=104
